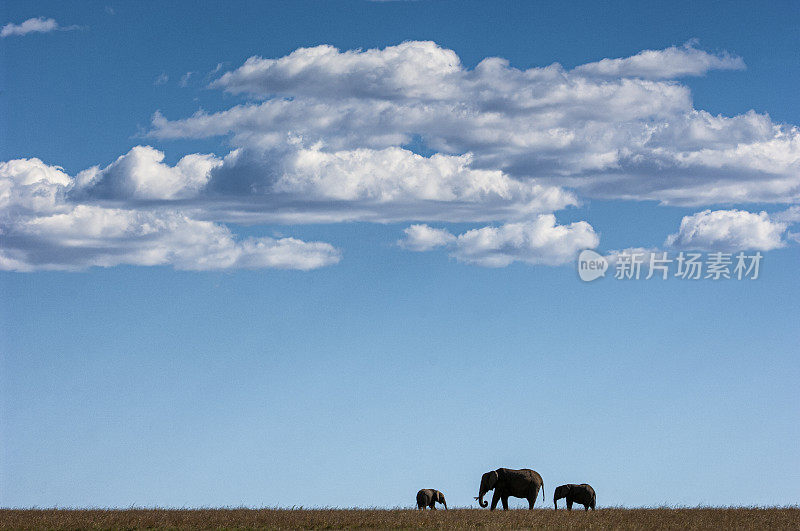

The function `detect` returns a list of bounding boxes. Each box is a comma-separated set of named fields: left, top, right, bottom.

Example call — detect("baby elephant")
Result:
left=554, top=483, right=596, bottom=511
left=416, top=489, right=447, bottom=510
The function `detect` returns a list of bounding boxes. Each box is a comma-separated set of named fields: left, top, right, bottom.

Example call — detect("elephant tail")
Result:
left=541, top=480, right=545, bottom=503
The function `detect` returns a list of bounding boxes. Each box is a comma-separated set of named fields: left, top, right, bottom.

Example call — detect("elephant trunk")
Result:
left=475, top=491, right=489, bottom=508
left=443, top=499, right=448, bottom=510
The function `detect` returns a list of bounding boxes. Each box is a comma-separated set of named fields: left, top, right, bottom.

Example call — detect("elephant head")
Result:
left=475, top=470, right=499, bottom=508
left=553, top=484, right=571, bottom=509
left=436, top=491, right=448, bottom=510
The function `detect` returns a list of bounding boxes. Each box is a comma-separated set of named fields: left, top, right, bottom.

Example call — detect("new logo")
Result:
left=577, top=249, right=608, bottom=282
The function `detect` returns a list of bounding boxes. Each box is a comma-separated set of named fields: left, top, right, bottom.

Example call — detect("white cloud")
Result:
left=76, top=144, right=577, bottom=224
left=5, top=205, right=340, bottom=271
left=0, top=158, right=72, bottom=215
left=1, top=17, right=79, bottom=38
left=2, top=17, right=57, bottom=37
left=399, top=215, right=598, bottom=267
left=772, top=205, right=800, bottom=224
left=573, top=42, right=745, bottom=79
left=209, top=41, right=463, bottom=101
left=276, top=146, right=561, bottom=205
left=0, top=158, right=340, bottom=271
left=665, top=209, right=788, bottom=251
left=148, top=41, right=800, bottom=206
left=74, top=145, right=221, bottom=200
left=267, top=146, right=577, bottom=222
left=399, top=224, right=455, bottom=251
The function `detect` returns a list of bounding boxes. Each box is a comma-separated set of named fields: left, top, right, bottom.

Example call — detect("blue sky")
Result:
left=1, top=0, right=799, bottom=508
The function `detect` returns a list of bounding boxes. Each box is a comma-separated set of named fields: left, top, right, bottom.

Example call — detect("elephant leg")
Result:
left=566, top=500, right=573, bottom=511
left=584, top=504, right=589, bottom=511
left=530, top=486, right=540, bottom=509
left=490, top=491, right=501, bottom=510
left=501, top=495, right=509, bottom=510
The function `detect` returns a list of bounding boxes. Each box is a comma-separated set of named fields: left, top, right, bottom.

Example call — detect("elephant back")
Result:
left=518, top=468, right=544, bottom=485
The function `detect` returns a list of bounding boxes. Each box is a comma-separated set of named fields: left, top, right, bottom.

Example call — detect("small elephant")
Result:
left=553, top=483, right=596, bottom=511
left=416, top=489, right=447, bottom=510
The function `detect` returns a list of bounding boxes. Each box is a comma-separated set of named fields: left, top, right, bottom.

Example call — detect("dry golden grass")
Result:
left=2, top=508, right=799, bottom=530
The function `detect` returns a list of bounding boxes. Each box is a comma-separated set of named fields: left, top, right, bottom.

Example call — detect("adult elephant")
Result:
left=475, top=468, right=544, bottom=510
left=416, top=489, right=447, bottom=510
left=553, top=483, right=596, bottom=511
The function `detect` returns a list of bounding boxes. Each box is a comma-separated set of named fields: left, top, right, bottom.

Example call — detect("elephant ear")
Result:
left=438, top=491, right=445, bottom=503
left=487, top=470, right=499, bottom=489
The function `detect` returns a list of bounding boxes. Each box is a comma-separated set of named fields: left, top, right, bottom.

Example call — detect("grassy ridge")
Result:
left=2, top=508, right=799, bottom=529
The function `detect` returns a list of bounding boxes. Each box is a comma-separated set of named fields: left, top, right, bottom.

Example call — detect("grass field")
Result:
left=2, top=508, right=798, bottom=529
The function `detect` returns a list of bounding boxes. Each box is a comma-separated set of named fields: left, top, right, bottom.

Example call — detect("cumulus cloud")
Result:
left=76, top=144, right=577, bottom=224
left=398, top=215, right=598, bottom=267
left=209, top=41, right=463, bottom=101
left=0, top=158, right=340, bottom=271
left=2, top=205, right=340, bottom=271
left=665, top=209, right=788, bottom=251
left=148, top=41, right=800, bottom=206
left=1, top=17, right=78, bottom=37
left=74, top=145, right=221, bottom=200
left=399, top=224, right=456, bottom=251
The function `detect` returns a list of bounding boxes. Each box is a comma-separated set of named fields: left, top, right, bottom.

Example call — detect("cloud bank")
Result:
left=71, top=144, right=577, bottom=224
left=4, top=41, right=799, bottom=270
left=151, top=41, right=800, bottom=206
left=0, top=159, right=340, bottom=271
